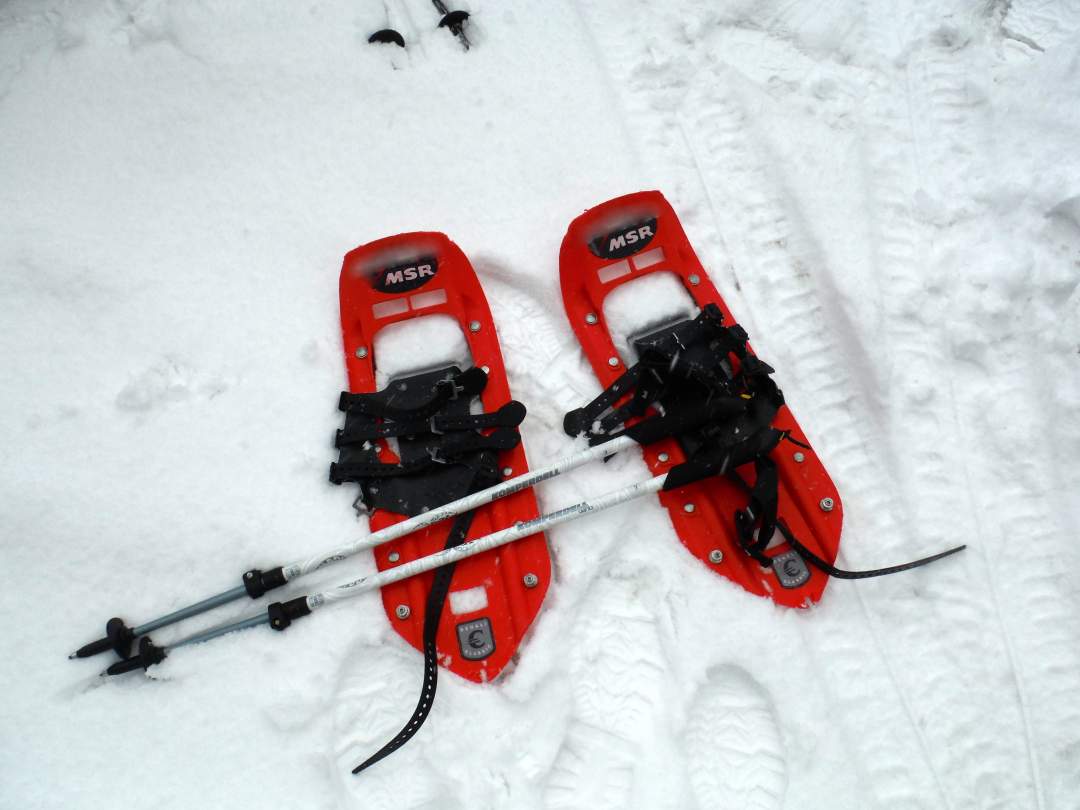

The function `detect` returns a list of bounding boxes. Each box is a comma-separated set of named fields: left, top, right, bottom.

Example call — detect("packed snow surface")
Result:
left=2, top=1, right=1080, bottom=809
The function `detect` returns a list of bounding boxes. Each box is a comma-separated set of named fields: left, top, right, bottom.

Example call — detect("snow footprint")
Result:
left=683, top=665, right=787, bottom=810
left=332, top=645, right=458, bottom=810
left=542, top=575, right=668, bottom=810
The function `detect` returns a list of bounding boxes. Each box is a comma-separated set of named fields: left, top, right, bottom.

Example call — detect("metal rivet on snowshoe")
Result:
left=688, top=274, right=700, bottom=286
left=388, top=551, right=400, bottom=563
left=684, top=503, right=696, bottom=513
left=481, top=365, right=489, bottom=374
left=608, top=357, right=620, bottom=367
left=585, top=313, right=598, bottom=325
left=395, top=605, right=411, bottom=619
left=523, top=573, right=539, bottom=588
left=502, top=467, right=513, bottom=477
left=658, top=452, right=669, bottom=463
left=708, top=549, right=724, bottom=564
left=819, top=497, right=835, bottom=512
left=355, top=346, right=368, bottom=359
left=469, top=320, right=481, bottom=333
left=794, top=452, right=805, bottom=462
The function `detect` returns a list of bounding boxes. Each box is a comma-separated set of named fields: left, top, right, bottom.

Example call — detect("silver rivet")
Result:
left=708, top=549, right=724, bottom=564
left=244, top=571, right=254, bottom=579
left=469, top=320, right=481, bottom=333
left=395, top=604, right=410, bottom=619
left=820, top=497, right=835, bottom=512
left=684, top=503, right=696, bottom=513
left=388, top=551, right=400, bottom=563
left=585, top=313, right=598, bottom=325
left=355, top=346, right=368, bottom=359
left=658, top=452, right=670, bottom=463
left=481, top=365, right=490, bottom=374
left=502, top=467, right=513, bottom=477
left=608, top=357, right=620, bottom=367
left=523, top=573, right=539, bottom=588
left=688, top=274, right=701, bottom=286
left=794, top=452, right=805, bottom=462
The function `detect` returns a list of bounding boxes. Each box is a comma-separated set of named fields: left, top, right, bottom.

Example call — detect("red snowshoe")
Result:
left=334, top=232, right=550, bottom=681
left=560, top=191, right=843, bottom=607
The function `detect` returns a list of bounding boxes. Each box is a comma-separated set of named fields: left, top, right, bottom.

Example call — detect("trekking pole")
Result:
left=104, top=472, right=669, bottom=676
left=72, top=434, right=638, bottom=661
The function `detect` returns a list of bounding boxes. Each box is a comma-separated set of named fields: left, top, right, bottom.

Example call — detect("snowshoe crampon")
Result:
left=335, top=232, right=550, bottom=682
left=560, top=191, right=842, bottom=607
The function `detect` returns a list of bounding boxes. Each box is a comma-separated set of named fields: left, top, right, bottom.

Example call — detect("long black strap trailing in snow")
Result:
left=331, top=366, right=520, bottom=773
left=564, top=304, right=965, bottom=579
left=351, top=461, right=498, bottom=774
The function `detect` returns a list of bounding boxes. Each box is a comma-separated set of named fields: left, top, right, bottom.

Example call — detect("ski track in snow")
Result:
left=573, top=1, right=1080, bottom=808
left=4, top=1, right=1080, bottom=808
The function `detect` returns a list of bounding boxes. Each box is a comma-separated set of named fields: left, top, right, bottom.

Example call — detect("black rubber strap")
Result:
left=563, top=364, right=646, bottom=437
left=775, top=522, right=967, bottom=579
left=352, top=465, right=498, bottom=774
left=329, top=428, right=520, bottom=484
left=339, top=367, right=486, bottom=420
left=336, top=401, right=526, bottom=445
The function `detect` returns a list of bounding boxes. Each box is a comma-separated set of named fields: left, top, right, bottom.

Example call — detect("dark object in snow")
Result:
left=432, top=1, right=470, bottom=50
left=368, top=28, right=405, bottom=48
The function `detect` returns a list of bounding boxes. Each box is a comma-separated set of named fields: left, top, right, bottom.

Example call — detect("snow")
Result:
left=2, top=1, right=1079, bottom=809
left=603, top=270, right=699, bottom=361
left=373, top=313, right=470, bottom=386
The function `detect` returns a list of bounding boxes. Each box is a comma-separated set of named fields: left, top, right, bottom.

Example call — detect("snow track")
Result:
left=4, top=1, right=1079, bottom=808
left=683, top=665, right=787, bottom=810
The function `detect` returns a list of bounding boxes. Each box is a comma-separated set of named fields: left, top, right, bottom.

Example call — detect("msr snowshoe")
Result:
left=333, top=232, right=550, bottom=681
left=332, top=232, right=550, bottom=770
left=559, top=191, right=843, bottom=607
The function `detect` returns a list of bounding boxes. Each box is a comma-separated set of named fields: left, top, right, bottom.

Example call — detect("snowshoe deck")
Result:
left=559, top=191, right=842, bottom=607
left=337, top=232, right=549, bottom=681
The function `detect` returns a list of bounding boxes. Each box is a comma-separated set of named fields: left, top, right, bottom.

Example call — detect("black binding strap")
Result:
left=329, top=427, right=520, bottom=484
left=329, top=366, right=523, bottom=514
left=338, top=367, right=486, bottom=420
left=351, top=462, right=499, bottom=774
left=336, top=400, right=526, bottom=445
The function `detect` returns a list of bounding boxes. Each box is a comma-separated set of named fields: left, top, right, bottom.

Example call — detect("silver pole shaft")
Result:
left=162, top=473, right=668, bottom=652
left=168, top=614, right=270, bottom=651
left=112, top=436, right=635, bottom=643
left=133, top=586, right=248, bottom=636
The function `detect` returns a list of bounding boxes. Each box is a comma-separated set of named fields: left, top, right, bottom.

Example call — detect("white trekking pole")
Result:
left=104, top=472, right=667, bottom=676
left=73, top=434, right=638, bottom=661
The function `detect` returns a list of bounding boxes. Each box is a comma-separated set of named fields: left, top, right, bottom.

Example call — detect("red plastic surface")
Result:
left=338, top=233, right=550, bottom=682
left=560, top=191, right=842, bottom=607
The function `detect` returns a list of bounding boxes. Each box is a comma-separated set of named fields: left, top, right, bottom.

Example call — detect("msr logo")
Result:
left=589, top=218, right=658, bottom=259
left=374, top=257, right=439, bottom=293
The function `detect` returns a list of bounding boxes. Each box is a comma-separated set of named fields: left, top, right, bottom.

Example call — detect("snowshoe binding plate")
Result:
left=335, top=232, right=549, bottom=682
left=559, top=191, right=843, bottom=607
